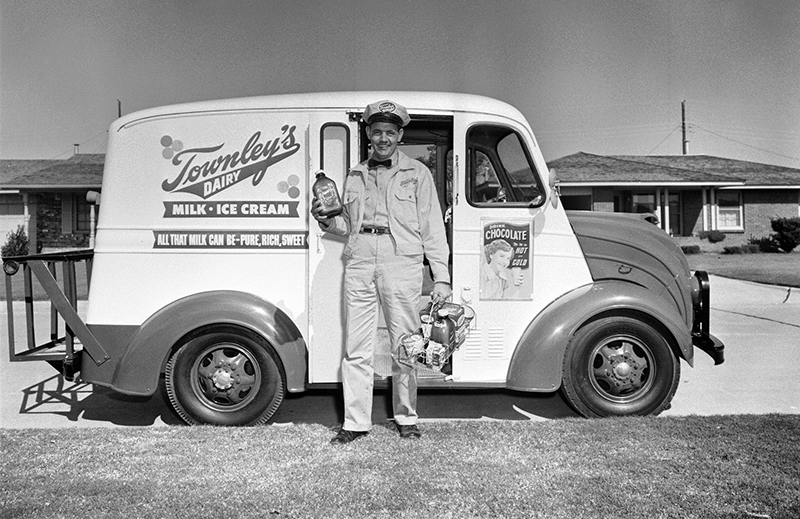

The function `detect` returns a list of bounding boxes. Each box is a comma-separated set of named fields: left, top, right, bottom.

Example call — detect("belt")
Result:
left=360, top=226, right=391, bottom=235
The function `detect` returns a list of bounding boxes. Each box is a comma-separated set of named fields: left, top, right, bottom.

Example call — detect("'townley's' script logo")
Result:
left=161, top=126, right=300, bottom=199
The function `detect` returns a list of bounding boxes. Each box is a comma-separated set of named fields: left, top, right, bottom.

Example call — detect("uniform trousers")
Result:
left=342, top=232, right=422, bottom=431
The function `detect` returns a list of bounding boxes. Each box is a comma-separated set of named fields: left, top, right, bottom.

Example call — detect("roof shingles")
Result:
left=0, top=154, right=104, bottom=189
left=550, top=152, right=800, bottom=186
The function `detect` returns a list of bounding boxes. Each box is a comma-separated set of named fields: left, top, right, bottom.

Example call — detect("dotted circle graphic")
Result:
left=161, top=135, right=184, bottom=160
left=277, top=174, right=301, bottom=199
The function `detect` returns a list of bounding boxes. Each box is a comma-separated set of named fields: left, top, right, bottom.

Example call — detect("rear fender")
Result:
left=110, top=291, right=307, bottom=396
left=506, top=280, right=693, bottom=392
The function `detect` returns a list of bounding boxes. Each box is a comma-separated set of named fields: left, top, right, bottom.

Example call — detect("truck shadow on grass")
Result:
left=17, top=375, right=580, bottom=427
left=18, top=374, right=184, bottom=426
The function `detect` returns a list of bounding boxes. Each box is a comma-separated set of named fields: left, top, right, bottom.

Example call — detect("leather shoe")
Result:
left=398, top=424, right=422, bottom=439
left=330, top=429, right=368, bottom=444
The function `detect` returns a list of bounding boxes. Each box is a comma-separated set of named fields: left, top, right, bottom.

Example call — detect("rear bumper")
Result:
left=691, top=270, right=725, bottom=365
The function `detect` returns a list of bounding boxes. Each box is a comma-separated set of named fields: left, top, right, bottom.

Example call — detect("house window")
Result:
left=0, top=193, right=24, bottom=215
left=632, top=193, right=656, bottom=214
left=61, top=193, right=96, bottom=234
left=75, top=195, right=93, bottom=232
left=717, top=191, right=743, bottom=230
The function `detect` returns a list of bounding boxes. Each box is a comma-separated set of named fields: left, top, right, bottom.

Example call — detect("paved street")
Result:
left=662, top=275, right=800, bottom=416
left=1, top=275, right=798, bottom=428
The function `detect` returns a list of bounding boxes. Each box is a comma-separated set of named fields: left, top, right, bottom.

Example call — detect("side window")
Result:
left=467, top=125, right=544, bottom=207
left=320, top=123, right=350, bottom=179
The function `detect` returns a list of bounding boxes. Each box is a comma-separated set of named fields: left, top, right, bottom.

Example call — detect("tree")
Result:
left=2, top=224, right=30, bottom=258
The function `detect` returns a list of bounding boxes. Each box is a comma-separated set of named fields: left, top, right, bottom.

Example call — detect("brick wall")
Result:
left=675, top=189, right=798, bottom=249
left=744, top=190, right=798, bottom=241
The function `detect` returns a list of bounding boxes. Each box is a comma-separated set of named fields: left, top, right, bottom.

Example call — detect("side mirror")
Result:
left=528, top=186, right=544, bottom=207
left=549, top=168, right=560, bottom=209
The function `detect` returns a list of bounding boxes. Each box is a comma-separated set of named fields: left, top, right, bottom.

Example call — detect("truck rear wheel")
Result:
left=165, top=327, right=285, bottom=426
left=561, top=316, right=679, bottom=417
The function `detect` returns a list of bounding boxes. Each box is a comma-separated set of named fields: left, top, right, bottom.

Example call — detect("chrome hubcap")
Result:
left=191, top=344, right=261, bottom=411
left=590, top=335, right=654, bottom=403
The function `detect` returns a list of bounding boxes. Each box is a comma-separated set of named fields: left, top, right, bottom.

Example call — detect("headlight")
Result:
left=3, top=260, right=19, bottom=276
left=689, top=274, right=701, bottom=307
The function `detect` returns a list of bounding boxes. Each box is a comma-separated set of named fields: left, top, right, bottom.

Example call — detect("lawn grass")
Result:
left=687, top=251, right=800, bottom=288
left=2, top=416, right=799, bottom=519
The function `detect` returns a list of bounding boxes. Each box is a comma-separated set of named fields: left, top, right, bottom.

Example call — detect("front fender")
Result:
left=110, top=291, right=307, bottom=396
left=506, top=280, right=693, bottom=392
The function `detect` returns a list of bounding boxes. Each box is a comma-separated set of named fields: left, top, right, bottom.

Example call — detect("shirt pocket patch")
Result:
left=394, top=188, right=416, bottom=202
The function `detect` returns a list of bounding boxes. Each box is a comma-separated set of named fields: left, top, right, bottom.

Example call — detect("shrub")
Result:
left=749, top=235, right=781, bottom=253
left=2, top=224, right=30, bottom=258
left=698, top=230, right=726, bottom=243
left=681, top=245, right=701, bottom=255
left=723, top=244, right=758, bottom=255
left=770, top=216, right=800, bottom=253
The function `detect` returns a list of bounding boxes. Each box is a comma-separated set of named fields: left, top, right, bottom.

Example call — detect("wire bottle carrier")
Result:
left=395, top=301, right=475, bottom=371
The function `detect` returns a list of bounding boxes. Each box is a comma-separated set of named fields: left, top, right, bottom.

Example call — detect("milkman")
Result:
left=311, top=99, right=452, bottom=444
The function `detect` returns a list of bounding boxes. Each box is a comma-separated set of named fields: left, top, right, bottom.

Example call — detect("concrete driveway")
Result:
left=2, top=275, right=798, bottom=428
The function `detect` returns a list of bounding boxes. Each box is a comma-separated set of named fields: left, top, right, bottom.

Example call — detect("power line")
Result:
left=692, top=118, right=800, bottom=135
left=46, top=129, right=109, bottom=160
left=647, top=125, right=681, bottom=154
left=687, top=124, right=800, bottom=143
left=539, top=126, right=677, bottom=141
left=90, top=135, right=109, bottom=154
left=537, top=122, right=674, bottom=135
left=691, top=124, right=800, bottom=162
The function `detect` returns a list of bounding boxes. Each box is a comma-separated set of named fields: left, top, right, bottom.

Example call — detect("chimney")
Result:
left=74, top=143, right=80, bottom=155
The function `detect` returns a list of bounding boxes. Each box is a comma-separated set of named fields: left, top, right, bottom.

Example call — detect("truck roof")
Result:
left=113, top=91, right=529, bottom=132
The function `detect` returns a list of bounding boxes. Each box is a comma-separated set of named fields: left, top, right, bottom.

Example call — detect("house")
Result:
left=550, top=152, right=800, bottom=245
left=0, top=154, right=103, bottom=253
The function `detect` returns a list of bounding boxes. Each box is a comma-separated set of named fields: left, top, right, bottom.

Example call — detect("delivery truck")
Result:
left=3, top=92, right=724, bottom=425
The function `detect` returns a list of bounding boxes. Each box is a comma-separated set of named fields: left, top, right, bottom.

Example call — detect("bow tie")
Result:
left=368, top=158, right=392, bottom=169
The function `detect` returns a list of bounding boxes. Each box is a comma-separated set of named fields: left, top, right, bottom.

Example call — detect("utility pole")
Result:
left=118, top=99, right=122, bottom=118
left=681, top=100, right=688, bottom=155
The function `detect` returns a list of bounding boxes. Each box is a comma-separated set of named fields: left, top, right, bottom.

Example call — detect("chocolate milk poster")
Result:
left=480, top=220, right=532, bottom=300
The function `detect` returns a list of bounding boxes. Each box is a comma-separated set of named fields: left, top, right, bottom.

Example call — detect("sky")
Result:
left=1, top=0, right=799, bottom=168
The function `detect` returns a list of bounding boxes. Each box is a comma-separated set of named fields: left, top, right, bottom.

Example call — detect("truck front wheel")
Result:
left=165, top=327, right=285, bottom=426
left=561, top=317, right=679, bottom=417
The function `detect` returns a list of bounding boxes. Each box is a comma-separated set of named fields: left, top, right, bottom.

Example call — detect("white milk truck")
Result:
left=3, top=92, right=724, bottom=425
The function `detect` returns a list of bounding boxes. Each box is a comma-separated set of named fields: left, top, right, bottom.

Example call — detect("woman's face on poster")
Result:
left=490, top=249, right=512, bottom=272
